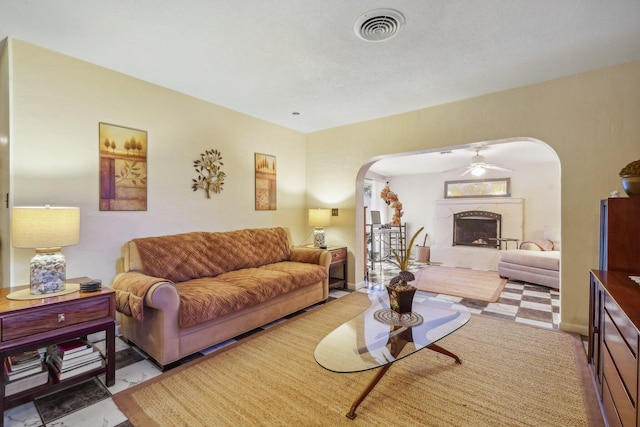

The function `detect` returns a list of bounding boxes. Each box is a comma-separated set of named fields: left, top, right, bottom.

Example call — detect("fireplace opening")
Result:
left=453, top=211, right=501, bottom=248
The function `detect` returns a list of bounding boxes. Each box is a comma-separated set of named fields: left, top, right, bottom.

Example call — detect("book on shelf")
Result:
left=4, top=359, right=45, bottom=381
left=7, top=349, right=41, bottom=370
left=5, top=369, right=48, bottom=397
left=49, top=347, right=103, bottom=372
left=51, top=358, right=104, bottom=380
left=53, top=339, right=93, bottom=360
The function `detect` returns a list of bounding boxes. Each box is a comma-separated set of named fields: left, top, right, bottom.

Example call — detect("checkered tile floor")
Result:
left=367, top=260, right=560, bottom=329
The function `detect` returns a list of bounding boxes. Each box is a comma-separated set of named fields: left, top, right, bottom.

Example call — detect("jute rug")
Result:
left=113, top=292, right=602, bottom=427
left=411, top=266, right=507, bottom=302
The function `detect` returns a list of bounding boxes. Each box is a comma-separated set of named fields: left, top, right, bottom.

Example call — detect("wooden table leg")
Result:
left=427, top=343, right=462, bottom=364
left=346, top=364, right=393, bottom=419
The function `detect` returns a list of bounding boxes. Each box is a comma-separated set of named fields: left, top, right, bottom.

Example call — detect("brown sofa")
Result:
left=111, top=227, right=330, bottom=368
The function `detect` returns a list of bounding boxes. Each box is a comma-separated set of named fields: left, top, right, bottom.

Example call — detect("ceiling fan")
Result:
left=461, top=147, right=513, bottom=177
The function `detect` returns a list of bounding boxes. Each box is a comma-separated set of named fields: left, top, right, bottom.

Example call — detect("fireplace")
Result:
left=453, top=211, right=501, bottom=248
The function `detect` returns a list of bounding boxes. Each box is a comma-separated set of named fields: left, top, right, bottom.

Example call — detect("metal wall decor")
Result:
left=192, top=149, right=225, bottom=198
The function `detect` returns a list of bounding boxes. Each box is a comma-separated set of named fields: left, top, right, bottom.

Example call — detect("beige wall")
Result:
left=5, top=37, right=639, bottom=335
left=5, top=39, right=308, bottom=287
left=0, top=39, right=10, bottom=285
left=306, top=61, right=640, bottom=335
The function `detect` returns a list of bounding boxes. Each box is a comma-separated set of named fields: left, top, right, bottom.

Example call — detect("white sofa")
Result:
left=497, top=240, right=560, bottom=289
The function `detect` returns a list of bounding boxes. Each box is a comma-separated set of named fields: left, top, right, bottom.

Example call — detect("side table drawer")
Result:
left=1, top=297, right=111, bottom=342
left=330, top=248, right=347, bottom=263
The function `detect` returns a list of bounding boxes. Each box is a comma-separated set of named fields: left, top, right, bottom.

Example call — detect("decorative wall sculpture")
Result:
left=192, top=149, right=225, bottom=198
left=99, top=122, right=148, bottom=211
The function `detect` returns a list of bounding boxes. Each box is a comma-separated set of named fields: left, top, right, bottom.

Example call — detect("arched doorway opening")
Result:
left=353, top=137, right=561, bottom=326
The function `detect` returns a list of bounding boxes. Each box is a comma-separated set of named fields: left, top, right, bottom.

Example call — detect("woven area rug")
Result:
left=113, top=292, right=602, bottom=427
left=411, top=266, right=507, bottom=302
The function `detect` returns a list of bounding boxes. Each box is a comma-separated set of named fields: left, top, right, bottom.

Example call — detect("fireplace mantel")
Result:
left=433, top=198, right=524, bottom=271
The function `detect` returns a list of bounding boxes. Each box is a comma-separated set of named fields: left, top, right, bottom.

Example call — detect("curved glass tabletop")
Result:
left=314, top=290, right=470, bottom=373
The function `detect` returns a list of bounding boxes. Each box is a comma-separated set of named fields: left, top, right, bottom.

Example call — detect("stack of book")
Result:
left=4, top=349, right=48, bottom=396
left=47, top=339, right=104, bottom=380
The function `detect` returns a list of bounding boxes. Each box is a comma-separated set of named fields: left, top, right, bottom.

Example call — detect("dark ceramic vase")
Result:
left=386, top=283, right=417, bottom=315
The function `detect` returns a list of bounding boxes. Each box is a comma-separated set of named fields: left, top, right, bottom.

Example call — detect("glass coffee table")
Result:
left=314, top=290, right=470, bottom=419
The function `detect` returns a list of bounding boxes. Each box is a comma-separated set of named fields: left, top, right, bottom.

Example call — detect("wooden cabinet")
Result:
left=600, top=197, right=640, bottom=272
left=0, top=281, right=115, bottom=424
left=590, top=198, right=640, bottom=426
left=590, top=271, right=640, bottom=427
left=327, top=246, right=347, bottom=289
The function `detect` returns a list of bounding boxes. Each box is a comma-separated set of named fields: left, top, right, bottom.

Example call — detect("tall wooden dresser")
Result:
left=589, top=197, right=640, bottom=426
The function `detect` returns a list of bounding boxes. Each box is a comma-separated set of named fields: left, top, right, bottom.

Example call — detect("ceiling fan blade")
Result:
left=460, top=167, right=473, bottom=176
left=484, top=164, right=513, bottom=172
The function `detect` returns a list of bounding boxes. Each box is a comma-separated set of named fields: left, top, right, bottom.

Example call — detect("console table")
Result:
left=0, top=279, right=115, bottom=423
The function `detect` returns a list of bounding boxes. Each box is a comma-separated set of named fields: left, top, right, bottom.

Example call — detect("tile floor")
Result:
left=367, top=260, right=560, bottom=330
left=4, top=263, right=561, bottom=426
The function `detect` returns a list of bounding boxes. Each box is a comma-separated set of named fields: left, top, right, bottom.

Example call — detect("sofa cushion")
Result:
left=132, top=227, right=291, bottom=283
left=175, top=262, right=325, bottom=328
left=259, top=261, right=328, bottom=288
left=499, top=249, right=560, bottom=271
left=519, top=239, right=554, bottom=251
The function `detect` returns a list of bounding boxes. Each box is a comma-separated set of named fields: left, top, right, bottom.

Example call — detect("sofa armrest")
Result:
left=290, top=247, right=331, bottom=269
left=111, top=272, right=180, bottom=315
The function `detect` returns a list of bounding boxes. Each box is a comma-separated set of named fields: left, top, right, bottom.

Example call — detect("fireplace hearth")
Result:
left=453, top=211, right=501, bottom=249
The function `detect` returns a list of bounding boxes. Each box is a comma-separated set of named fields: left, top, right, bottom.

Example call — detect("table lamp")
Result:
left=308, top=208, right=331, bottom=249
left=11, top=206, right=80, bottom=294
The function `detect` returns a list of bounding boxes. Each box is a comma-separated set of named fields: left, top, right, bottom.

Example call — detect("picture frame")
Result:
left=444, top=178, right=511, bottom=199
left=255, top=153, right=276, bottom=210
left=99, top=122, right=148, bottom=211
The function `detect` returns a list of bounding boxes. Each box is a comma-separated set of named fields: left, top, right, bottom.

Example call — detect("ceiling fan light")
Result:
left=471, top=166, right=486, bottom=177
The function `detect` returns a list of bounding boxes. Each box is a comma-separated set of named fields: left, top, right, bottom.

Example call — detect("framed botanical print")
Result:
left=255, top=153, right=277, bottom=210
left=99, top=122, right=148, bottom=211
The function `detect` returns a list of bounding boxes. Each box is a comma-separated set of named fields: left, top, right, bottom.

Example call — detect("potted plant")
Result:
left=386, top=226, right=424, bottom=315
left=620, top=159, right=640, bottom=197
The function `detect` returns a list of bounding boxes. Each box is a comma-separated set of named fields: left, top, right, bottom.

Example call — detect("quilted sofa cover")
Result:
left=111, top=227, right=330, bottom=367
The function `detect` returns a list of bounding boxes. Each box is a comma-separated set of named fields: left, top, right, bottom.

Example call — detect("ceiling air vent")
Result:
left=354, top=9, right=405, bottom=42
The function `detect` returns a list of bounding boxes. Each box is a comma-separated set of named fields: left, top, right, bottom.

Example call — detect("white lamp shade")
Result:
left=12, top=206, right=80, bottom=249
left=308, top=209, right=331, bottom=227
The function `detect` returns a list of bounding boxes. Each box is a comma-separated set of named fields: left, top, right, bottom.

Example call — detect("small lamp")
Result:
left=308, top=208, right=331, bottom=249
left=11, top=206, right=80, bottom=294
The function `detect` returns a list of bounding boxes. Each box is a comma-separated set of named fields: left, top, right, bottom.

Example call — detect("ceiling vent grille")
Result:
left=354, top=9, right=405, bottom=42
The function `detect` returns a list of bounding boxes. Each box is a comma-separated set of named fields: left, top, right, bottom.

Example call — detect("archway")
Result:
left=353, top=137, right=561, bottom=322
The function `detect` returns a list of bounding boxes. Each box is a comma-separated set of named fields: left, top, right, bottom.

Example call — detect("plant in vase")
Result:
left=415, top=232, right=430, bottom=263
left=386, top=226, right=424, bottom=315
left=620, top=159, right=640, bottom=197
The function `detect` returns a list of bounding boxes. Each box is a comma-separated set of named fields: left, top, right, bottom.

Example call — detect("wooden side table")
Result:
left=0, top=278, right=115, bottom=421
left=327, top=246, right=348, bottom=289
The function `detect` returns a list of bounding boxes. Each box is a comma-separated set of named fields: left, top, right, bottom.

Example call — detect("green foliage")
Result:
left=388, top=226, right=424, bottom=272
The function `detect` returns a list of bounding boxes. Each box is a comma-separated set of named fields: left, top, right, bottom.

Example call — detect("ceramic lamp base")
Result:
left=30, top=250, right=66, bottom=294
left=313, top=228, right=326, bottom=248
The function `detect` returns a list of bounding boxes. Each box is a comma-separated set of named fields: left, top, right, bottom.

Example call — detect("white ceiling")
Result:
left=367, top=139, right=558, bottom=176
left=0, top=1, right=638, bottom=175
